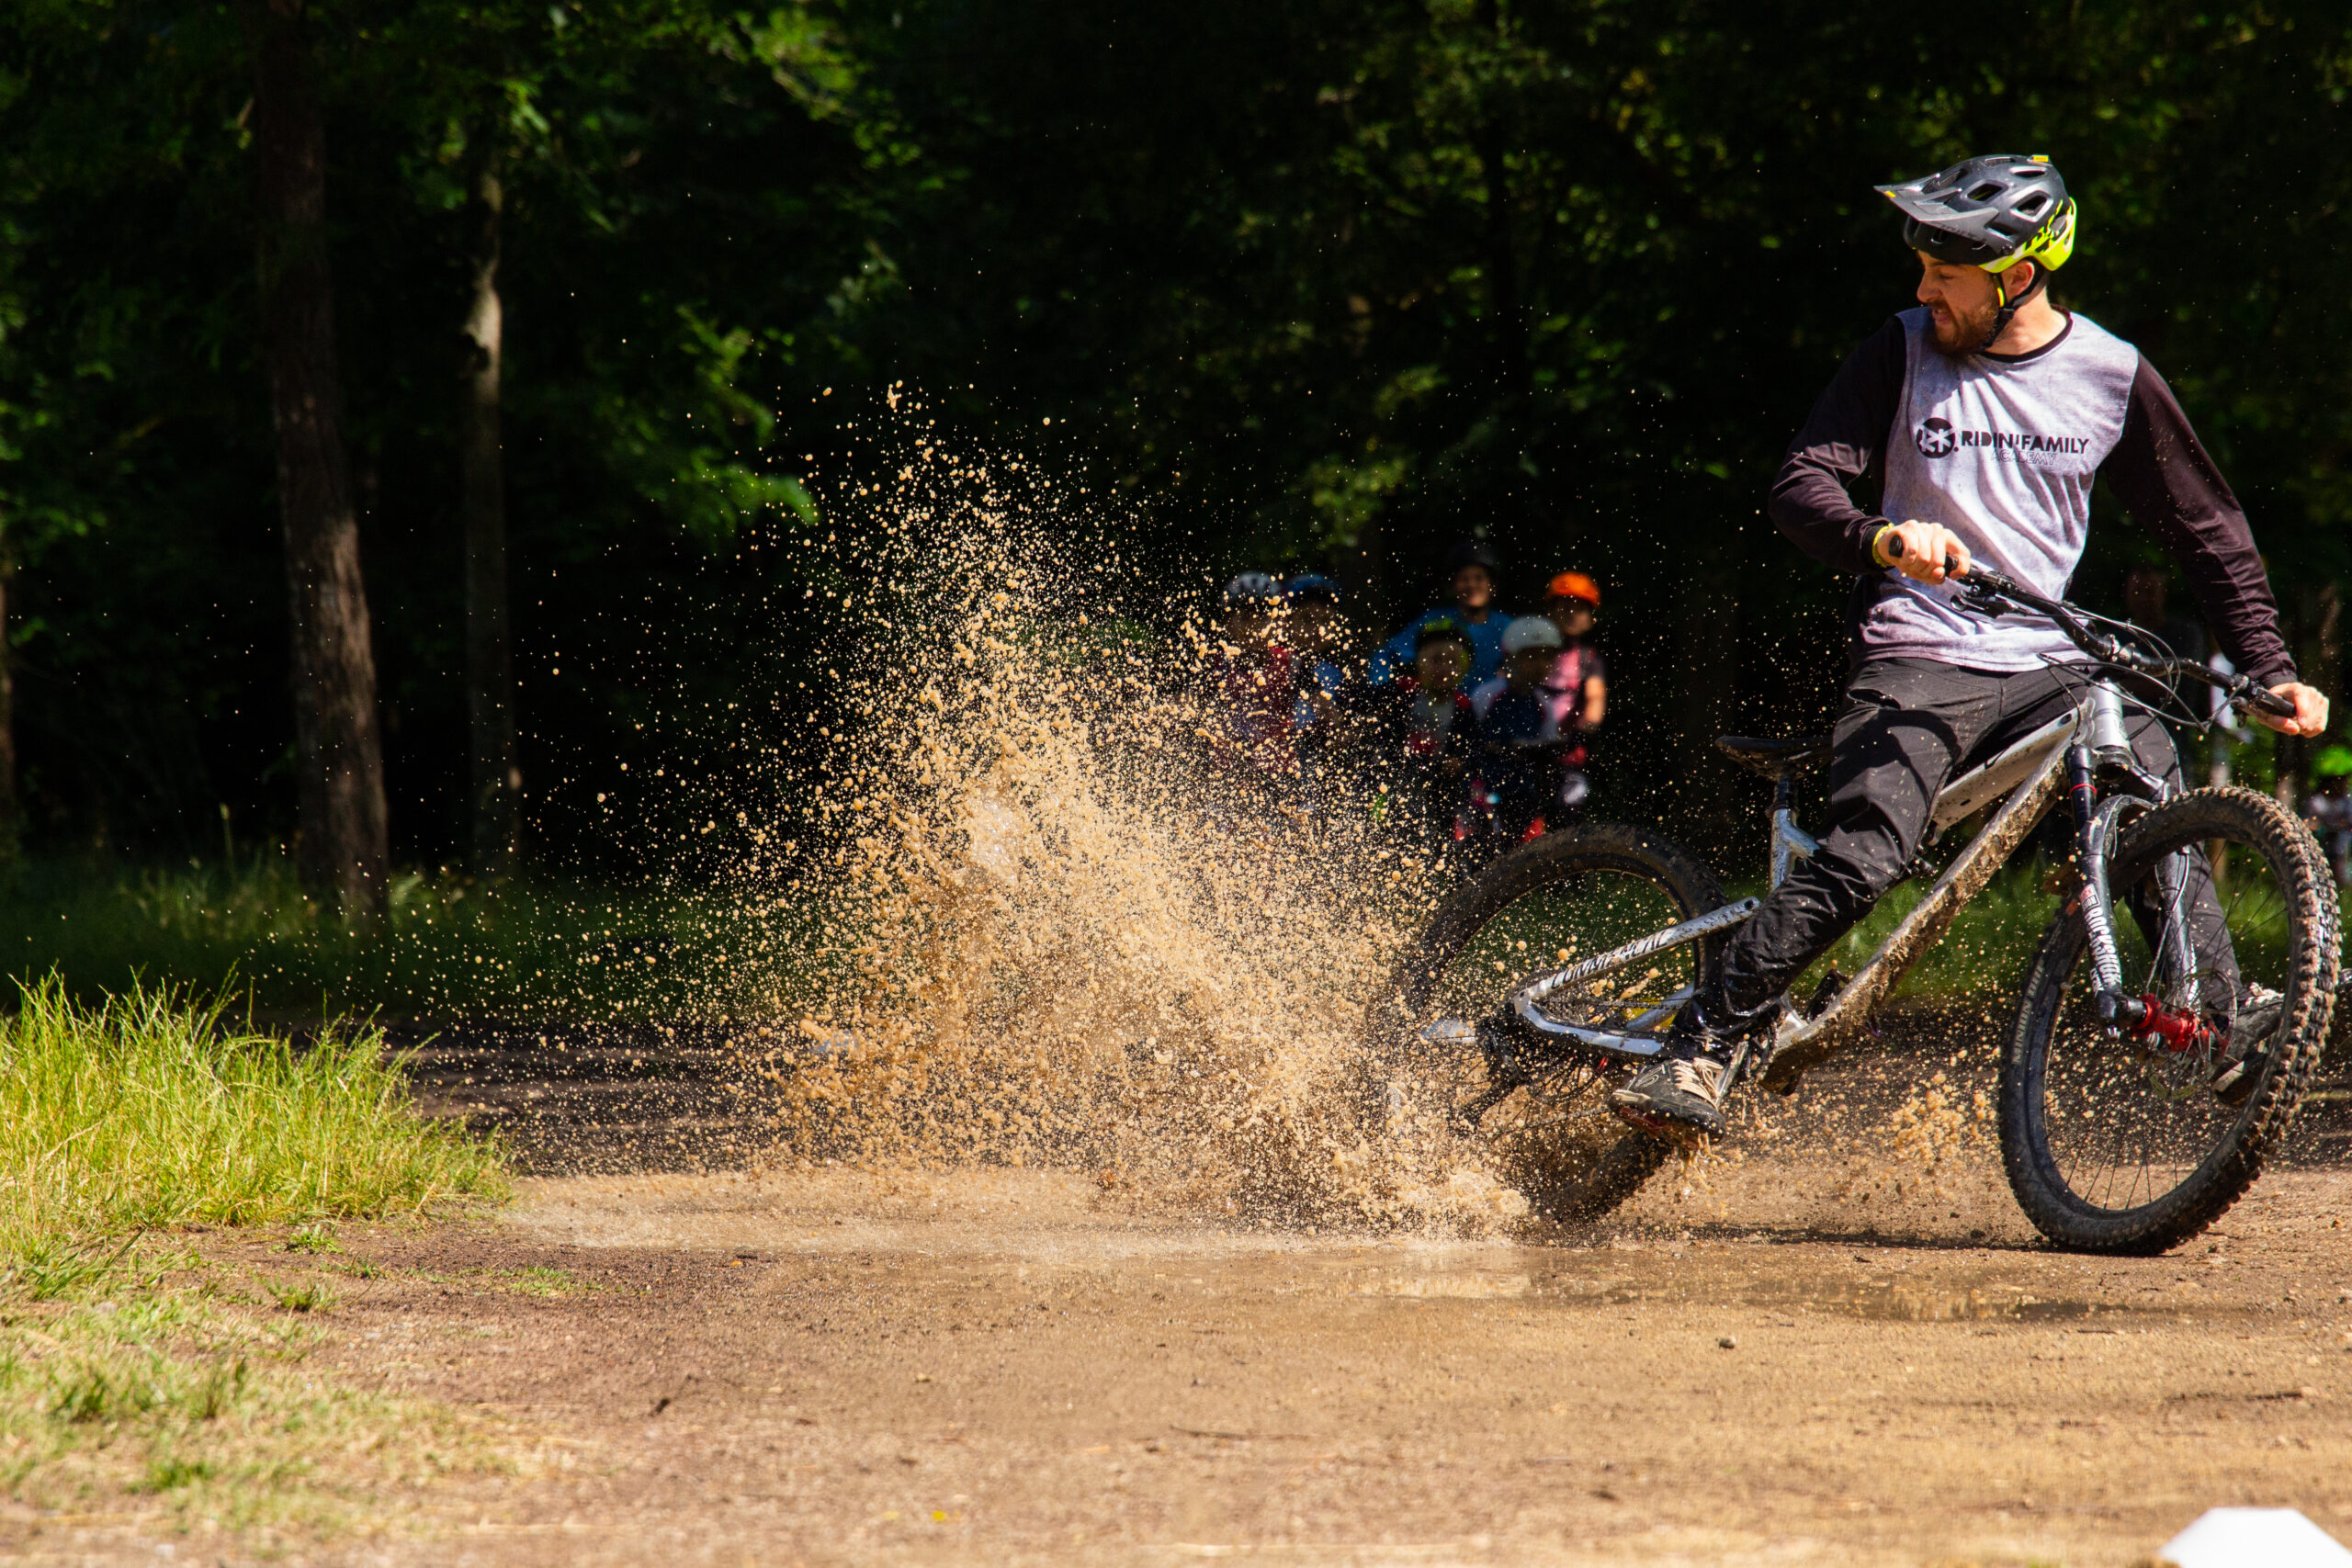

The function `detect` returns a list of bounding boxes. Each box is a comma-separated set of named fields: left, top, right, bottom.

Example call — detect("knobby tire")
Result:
left=1999, top=786, right=2338, bottom=1255
left=1371, top=823, right=1727, bottom=1225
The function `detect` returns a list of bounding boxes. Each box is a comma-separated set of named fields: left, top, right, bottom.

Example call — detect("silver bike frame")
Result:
left=1498, top=697, right=2090, bottom=1090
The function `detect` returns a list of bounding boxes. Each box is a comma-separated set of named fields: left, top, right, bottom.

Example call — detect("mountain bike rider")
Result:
left=1612, top=153, right=2331, bottom=1137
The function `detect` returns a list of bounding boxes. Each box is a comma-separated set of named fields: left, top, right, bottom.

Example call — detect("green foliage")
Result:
left=0, top=1271, right=496, bottom=1532
left=2, top=0, right=2350, bottom=866
left=0, top=976, right=505, bottom=1258
left=0, top=853, right=801, bottom=1020
left=0, top=971, right=511, bottom=1535
left=264, top=1277, right=337, bottom=1314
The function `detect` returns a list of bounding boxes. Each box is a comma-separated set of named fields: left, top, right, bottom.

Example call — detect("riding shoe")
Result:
left=2211, top=984, right=2285, bottom=1108
left=1611, top=1045, right=1731, bottom=1136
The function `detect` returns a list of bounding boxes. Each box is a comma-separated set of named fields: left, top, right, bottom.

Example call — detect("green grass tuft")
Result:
left=265, top=1277, right=338, bottom=1314
left=0, top=975, right=506, bottom=1259
left=0, top=978, right=511, bottom=1537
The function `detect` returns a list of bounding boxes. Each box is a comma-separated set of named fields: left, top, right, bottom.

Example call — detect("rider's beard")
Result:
left=1927, top=294, right=1999, bottom=356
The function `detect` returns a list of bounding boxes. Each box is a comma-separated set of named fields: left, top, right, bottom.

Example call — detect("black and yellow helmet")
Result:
left=1876, top=154, right=2077, bottom=276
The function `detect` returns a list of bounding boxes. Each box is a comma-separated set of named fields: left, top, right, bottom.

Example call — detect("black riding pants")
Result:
left=1713, top=658, right=2216, bottom=1019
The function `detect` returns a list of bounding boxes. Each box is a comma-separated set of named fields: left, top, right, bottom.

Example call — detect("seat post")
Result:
left=1770, top=773, right=1801, bottom=889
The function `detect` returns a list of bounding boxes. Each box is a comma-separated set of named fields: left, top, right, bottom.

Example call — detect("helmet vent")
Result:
left=1967, top=182, right=2003, bottom=200
left=2016, top=191, right=2050, bottom=215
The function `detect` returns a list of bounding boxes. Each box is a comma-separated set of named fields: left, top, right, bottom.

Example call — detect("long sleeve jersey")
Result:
left=1767, top=309, right=2295, bottom=688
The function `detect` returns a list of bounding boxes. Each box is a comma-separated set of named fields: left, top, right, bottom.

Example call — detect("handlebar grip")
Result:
left=1884, top=531, right=1966, bottom=579
left=2246, top=685, right=2299, bottom=720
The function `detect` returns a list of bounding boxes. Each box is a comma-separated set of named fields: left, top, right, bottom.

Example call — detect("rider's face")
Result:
left=1915, top=254, right=2012, bottom=355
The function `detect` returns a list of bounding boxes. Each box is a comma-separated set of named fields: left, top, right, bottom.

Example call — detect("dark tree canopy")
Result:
left=2, top=0, right=2347, bottom=864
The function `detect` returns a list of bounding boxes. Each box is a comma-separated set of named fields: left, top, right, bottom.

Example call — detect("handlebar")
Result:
left=1883, top=534, right=2298, bottom=721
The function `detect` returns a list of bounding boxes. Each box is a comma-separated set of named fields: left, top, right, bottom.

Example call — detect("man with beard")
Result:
left=1612, top=152, right=2330, bottom=1136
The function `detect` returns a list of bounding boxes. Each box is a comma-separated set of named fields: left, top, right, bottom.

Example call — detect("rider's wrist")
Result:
left=1868, top=523, right=1897, bottom=569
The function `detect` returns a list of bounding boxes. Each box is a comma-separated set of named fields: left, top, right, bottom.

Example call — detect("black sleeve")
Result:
left=2101, top=357, right=2297, bottom=689
left=1767, top=316, right=1909, bottom=574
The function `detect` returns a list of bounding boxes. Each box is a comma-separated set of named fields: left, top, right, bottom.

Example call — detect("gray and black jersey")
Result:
left=1770, top=307, right=2295, bottom=688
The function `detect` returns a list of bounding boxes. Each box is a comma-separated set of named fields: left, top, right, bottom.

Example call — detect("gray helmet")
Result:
left=1223, top=570, right=1282, bottom=606
left=1876, top=154, right=2075, bottom=273
left=1444, top=538, right=1503, bottom=577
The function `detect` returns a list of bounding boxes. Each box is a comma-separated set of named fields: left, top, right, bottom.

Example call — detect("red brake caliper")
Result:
left=2130, top=994, right=2214, bottom=1055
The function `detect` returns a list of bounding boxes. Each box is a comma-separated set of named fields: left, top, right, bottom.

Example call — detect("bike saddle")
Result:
left=1715, top=734, right=1830, bottom=779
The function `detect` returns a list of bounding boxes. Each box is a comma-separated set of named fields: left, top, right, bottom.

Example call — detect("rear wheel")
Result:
left=1999, top=787, right=2337, bottom=1254
left=1367, top=823, right=1727, bottom=1225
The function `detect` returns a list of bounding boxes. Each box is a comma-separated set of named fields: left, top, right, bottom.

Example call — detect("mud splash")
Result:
left=689, top=407, right=2031, bottom=1241
left=714, top=412, right=1522, bottom=1230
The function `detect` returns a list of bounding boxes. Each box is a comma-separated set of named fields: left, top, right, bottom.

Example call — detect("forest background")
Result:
left=2, top=0, right=2348, bottom=920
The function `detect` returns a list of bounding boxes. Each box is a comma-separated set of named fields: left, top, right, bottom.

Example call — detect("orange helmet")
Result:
left=1545, top=570, right=1601, bottom=607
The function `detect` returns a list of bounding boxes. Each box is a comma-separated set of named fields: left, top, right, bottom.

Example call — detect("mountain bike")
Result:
left=1368, top=563, right=2338, bottom=1254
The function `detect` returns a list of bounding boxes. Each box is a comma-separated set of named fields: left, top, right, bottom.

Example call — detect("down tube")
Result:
left=1759, top=749, right=2067, bottom=1092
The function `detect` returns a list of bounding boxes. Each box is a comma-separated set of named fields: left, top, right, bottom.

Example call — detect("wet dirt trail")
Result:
left=38, top=1032, right=2352, bottom=1568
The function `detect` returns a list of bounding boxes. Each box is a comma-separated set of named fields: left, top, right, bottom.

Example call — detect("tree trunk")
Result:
left=0, top=552, right=20, bottom=862
left=241, top=0, right=389, bottom=924
left=461, top=145, right=520, bottom=879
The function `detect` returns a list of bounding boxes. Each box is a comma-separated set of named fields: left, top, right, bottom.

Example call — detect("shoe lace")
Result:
left=1665, top=1055, right=1725, bottom=1100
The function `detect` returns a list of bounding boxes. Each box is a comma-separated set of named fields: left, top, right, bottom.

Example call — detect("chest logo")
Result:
left=1916, top=417, right=1957, bottom=458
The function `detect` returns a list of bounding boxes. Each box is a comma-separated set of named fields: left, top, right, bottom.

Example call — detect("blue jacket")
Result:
left=1370, top=607, right=1512, bottom=686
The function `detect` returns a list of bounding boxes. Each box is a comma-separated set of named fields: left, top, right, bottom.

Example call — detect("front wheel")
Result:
left=1366, top=822, right=1727, bottom=1226
left=1999, top=786, right=2338, bottom=1255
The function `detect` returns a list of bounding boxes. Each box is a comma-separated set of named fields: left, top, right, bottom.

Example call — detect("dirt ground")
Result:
left=18, top=1035, right=2352, bottom=1568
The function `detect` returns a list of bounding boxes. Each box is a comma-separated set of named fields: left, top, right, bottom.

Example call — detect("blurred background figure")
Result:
left=2307, top=746, right=2352, bottom=886
left=1461, top=614, right=1572, bottom=851
left=1537, top=570, right=1608, bottom=815
left=1206, top=572, right=1300, bottom=794
left=1283, top=574, right=1352, bottom=722
left=2124, top=562, right=2237, bottom=786
left=1365, top=618, right=1476, bottom=847
left=1283, top=574, right=1354, bottom=815
left=2123, top=562, right=2208, bottom=664
left=1370, top=539, right=1511, bottom=686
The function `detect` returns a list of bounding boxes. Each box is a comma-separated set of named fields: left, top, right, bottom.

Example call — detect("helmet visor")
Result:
left=1902, top=216, right=2011, bottom=268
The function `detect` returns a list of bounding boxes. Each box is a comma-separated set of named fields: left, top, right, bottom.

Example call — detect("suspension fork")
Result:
left=2151, top=843, right=2199, bottom=1000
left=2071, top=740, right=2192, bottom=1032
left=2068, top=744, right=2130, bottom=1013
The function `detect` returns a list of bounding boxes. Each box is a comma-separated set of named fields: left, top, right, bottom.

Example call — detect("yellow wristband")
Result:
left=1869, top=524, right=1897, bottom=568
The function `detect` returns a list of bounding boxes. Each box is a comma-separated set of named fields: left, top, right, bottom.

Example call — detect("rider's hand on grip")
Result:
left=2252, top=681, right=2326, bottom=735
left=1879, top=519, right=1972, bottom=585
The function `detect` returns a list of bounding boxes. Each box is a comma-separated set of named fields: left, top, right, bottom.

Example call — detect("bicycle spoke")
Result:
left=2036, top=815, right=2287, bottom=1224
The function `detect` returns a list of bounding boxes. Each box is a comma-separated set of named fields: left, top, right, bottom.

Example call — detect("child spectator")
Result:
left=1364, top=618, right=1476, bottom=844
left=1207, top=571, right=1299, bottom=786
left=1283, top=574, right=1353, bottom=727
left=1370, top=539, right=1511, bottom=686
left=1538, top=571, right=1608, bottom=812
left=1464, top=615, right=1574, bottom=844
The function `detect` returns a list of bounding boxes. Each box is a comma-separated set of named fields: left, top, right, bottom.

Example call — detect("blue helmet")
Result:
left=1284, top=573, right=1344, bottom=606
